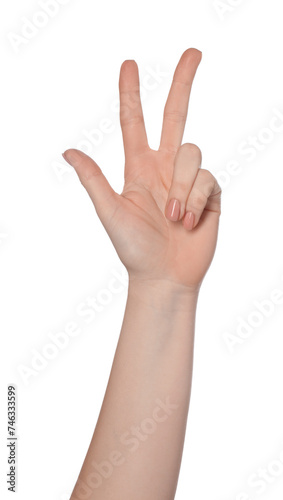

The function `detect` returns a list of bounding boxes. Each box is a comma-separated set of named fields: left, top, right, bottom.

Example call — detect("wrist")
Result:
left=127, top=276, right=199, bottom=314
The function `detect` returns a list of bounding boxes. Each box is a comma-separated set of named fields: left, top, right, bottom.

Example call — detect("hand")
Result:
left=63, top=49, right=221, bottom=294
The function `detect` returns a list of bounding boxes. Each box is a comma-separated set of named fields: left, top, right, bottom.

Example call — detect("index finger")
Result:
left=159, top=48, right=202, bottom=155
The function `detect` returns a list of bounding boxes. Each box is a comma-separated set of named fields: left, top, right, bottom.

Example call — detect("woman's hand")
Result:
left=63, top=49, right=221, bottom=294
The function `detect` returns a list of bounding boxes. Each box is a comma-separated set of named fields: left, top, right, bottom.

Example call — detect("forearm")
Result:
left=70, top=278, right=198, bottom=500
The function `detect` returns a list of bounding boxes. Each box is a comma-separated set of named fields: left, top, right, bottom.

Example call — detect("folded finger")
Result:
left=165, top=143, right=201, bottom=221
left=183, top=169, right=222, bottom=230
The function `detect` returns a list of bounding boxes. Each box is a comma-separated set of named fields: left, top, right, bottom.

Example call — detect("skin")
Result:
left=63, top=48, right=221, bottom=500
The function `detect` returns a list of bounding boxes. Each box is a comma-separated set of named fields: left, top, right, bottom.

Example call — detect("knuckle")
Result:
left=199, top=168, right=213, bottom=181
left=214, top=184, right=222, bottom=199
left=180, top=143, right=202, bottom=162
left=215, top=179, right=222, bottom=195
left=120, top=90, right=141, bottom=109
left=189, top=188, right=207, bottom=210
left=120, top=113, right=144, bottom=127
left=200, top=169, right=221, bottom=196
left=173, top=179, right=188, bottom=191
left=169, top=179, right=189, bottom=198
left=159, top=145, right=179, bottom=155
left=163, top=110, right=186, bottom=124
left=80, top=166, right=102, bottom=186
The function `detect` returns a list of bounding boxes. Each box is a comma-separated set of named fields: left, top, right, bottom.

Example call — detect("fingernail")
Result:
left=166, top=199, right=180, bottom=221
left=184, top=211, right=195, bottom=230
left=62, top=150, right=81, bottom=167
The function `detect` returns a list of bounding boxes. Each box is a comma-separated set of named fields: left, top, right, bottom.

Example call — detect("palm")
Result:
left=109, top=148, right=219, bottom=289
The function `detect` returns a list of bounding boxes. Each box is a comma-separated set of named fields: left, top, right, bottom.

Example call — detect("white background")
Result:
left=1, top=0, right=283, bottom=499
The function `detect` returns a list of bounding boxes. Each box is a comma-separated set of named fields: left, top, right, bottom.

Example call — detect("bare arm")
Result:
left=71, top=281, right=198, bottom=499
left=63, top=48, right=221, bottom=500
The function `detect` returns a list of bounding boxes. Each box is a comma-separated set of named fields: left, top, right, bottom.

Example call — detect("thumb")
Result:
left=63, top=149, right=119, bottom=229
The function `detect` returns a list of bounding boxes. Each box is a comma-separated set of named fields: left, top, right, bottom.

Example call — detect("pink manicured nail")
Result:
left=166, top=199, right=180, bottom=221
left=184, top=211, right=195, bottom=230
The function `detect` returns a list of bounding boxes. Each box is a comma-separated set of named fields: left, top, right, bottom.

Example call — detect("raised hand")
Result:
left=63, top=49, right=221, bottom=293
